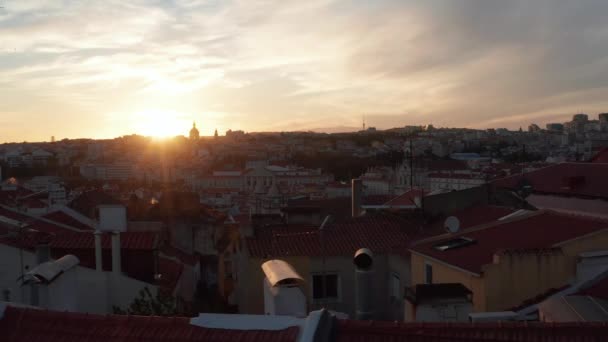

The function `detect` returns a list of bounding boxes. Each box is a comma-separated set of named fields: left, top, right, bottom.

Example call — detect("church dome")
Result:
left=189, top=122, right=200, bottom=140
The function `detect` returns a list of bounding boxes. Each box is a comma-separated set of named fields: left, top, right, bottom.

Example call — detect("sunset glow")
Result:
left=1, top=1, right=608, bottom=142
left=134, top=110, right=190, bottom=138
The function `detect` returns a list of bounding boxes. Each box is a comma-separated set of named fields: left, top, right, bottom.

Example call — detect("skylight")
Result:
left=433, top=237, right=476, bottom=251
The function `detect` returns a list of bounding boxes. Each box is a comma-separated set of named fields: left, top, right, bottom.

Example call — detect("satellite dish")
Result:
left=444, top=216, right=460, bottom=233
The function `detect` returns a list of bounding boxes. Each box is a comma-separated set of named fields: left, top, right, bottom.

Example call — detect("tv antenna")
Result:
left=444, top=216, right=460, bottom=233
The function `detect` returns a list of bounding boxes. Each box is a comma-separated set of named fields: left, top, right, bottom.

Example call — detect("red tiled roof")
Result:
left=0, top=231, right=157, bottom=251
left=492, top=162, right=608, bottom=199
left=362, top=195, right=394, bottom=206
left=0, top=306, right=300, bottom=342
left=42, top=211, right=94, bottom=230
left=591, top=148, right=608, bottom=163
left=0, top=206, right=30, bottom=222
left=337, top=319, right=608, bottom=342
left=411, top=210, right=608, bottom=274
left=54, top=232, right=157, bottom=250
left=428, top=172, right=484, bottom=180
left=431, top=205, right=516, bottom=231
left=247, top=215, right=421, bottom=258
left=22, top=198, right=46, bottom=208
left=384, top=189, right=425, bottom=207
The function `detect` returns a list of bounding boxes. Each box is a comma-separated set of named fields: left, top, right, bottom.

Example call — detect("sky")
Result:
left=1, top=0, right=608, bottom=142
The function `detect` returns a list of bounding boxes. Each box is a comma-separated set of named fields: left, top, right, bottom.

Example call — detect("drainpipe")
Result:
left=95, top=231, right=103, bottom=272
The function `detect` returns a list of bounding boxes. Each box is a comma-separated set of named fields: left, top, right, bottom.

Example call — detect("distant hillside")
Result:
left=307, top=126, right=360, bottom=133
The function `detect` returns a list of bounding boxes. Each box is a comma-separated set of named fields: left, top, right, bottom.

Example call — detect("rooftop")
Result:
left=410, top=210, right=608, bottom=274
left=0, top=305, right=300, bottom=342
left=2, top=304, right=608, bottom=342
left=492, top=162, right=608, bottom=199
left=247, top=214, right=421, bottom=258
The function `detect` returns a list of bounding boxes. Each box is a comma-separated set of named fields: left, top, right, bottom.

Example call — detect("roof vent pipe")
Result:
left=354, top=248, right=374, bottom=320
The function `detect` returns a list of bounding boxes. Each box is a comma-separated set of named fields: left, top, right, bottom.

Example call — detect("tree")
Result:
left=113, top=287, right=177, bottom=316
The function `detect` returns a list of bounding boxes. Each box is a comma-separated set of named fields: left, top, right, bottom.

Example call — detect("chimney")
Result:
left=111, top=232, right=121, bottom=274
left=261, top=259, right=306, bottom=317
left=354, top=248, right=374, bottom=320
left=94, top=231, right=103, bottom=271
left=96, top=205, right=127, bottom=274
left=351, top=179, right=363, bottom=217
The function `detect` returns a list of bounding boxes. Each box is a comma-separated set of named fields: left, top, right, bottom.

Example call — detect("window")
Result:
left=390, top=272, right=400, bottom=299
left=312, top=273, right=339, bottom=301
left=433, top=237, right=475, bottom=251
left=425, top=263, right=433, bottom=284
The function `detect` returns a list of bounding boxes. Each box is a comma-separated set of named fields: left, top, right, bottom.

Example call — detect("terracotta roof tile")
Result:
left=247, top=215, right=422, bottom=258
left=42, top=211, right=94, bottom=231
left=411, top=210, right=608, bottom=274
left=337, top=319, right=608, bottom=341
left=492, top=162, right=608, bottom=199
left=0, top=231, right=157, bottom=251
left=591, top=148, right=608, bottom=163
left=384, top=189, right=425, bottom=207
left=0, top=306, right=300, bottom=342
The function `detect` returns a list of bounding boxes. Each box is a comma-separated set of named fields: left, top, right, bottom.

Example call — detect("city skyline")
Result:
left=2, top=1, right=608, bottom=141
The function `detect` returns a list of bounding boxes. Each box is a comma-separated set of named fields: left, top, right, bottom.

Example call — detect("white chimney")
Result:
left=351, top=179, right=363, bottom=217
left=261, top=260, right=306, bottom=317
left=96, top=204, right=126, bottom=275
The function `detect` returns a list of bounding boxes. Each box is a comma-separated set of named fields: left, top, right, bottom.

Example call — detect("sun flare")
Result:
left=134, top=109, right=189, bottom=138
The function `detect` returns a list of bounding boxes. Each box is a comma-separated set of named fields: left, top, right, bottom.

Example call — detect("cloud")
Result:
left=1, top=0, right=608, bottom=141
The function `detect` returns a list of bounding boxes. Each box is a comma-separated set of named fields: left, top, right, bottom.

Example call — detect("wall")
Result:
left=411, top=230, right=608, bottom=313
left=388, top=254, right=410, bottom=320
left=0, top=245, right=36, bottom=304
left=423, top=186, right=489, bottom=217
left=238, top=253, right=407, bottom=320
left=410, top=252, right=485, bottom=312
left=415, top=299, right=472, bottom=322
left=482, top=250, right=572, bottom=311
left=170, top=221, right=194, bottom=254
left=559, top=230, right=608, bottom=258
left=77, top=267, right=157, bottom=314
left=0, top=244, right=155, bottom=314
left=238, top=255, right=310, bottom=315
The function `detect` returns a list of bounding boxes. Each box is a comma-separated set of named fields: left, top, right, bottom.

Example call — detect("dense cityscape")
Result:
left=0, top=111, right=607, bottom=340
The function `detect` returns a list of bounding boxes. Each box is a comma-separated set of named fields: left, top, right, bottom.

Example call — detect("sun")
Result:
left=134, top=109, right=188, bottom=138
